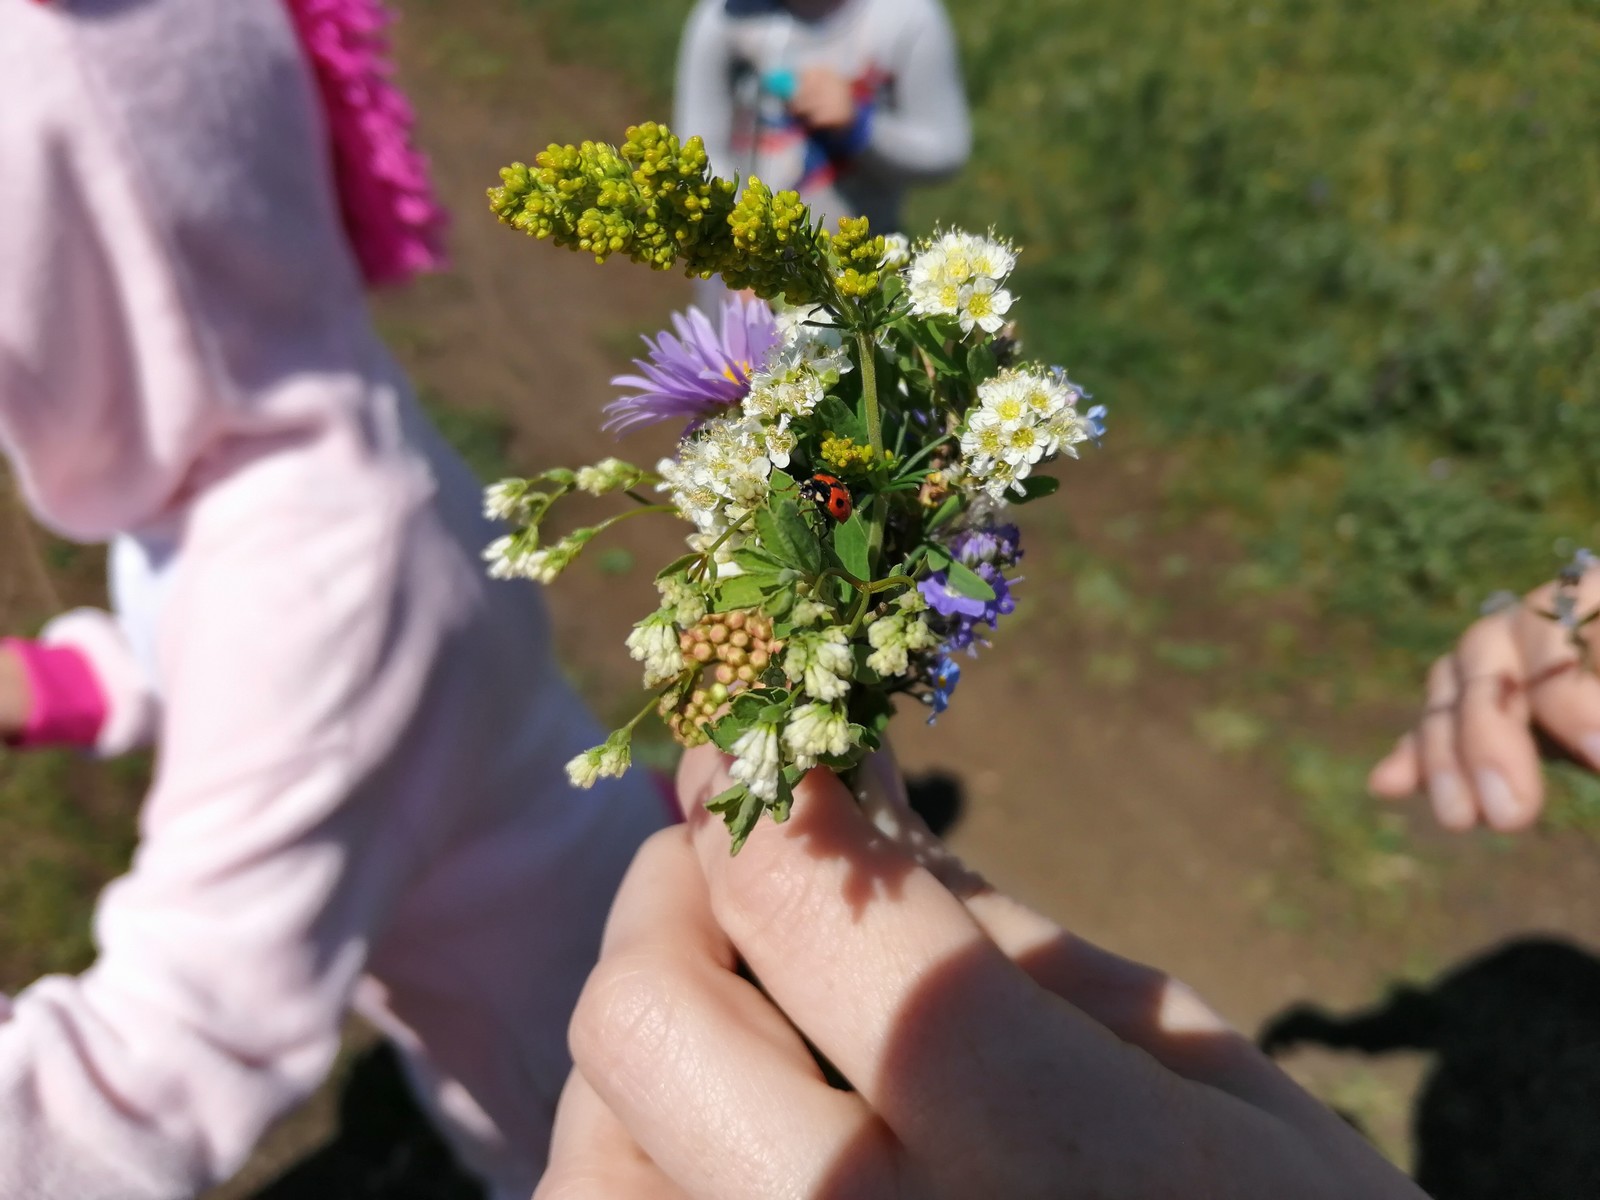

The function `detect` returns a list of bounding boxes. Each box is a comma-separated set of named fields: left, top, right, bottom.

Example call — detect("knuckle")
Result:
left=709, top=832, right=831, bottom=949
left=569, top=951, right=687, bottom=1077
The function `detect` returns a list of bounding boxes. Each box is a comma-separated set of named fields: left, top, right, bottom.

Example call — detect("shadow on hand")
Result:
left=1259, top=936, right=1600, bottom=1200
left=249, top=1042, right=484, bottom=1200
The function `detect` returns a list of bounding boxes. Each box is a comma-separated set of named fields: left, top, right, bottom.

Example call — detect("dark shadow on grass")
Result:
left=906, top=771, right=965, bottom=839
left=1260, top=936, right=1600, bottom=1200
left=248, top=1042, right=485, bottom=1200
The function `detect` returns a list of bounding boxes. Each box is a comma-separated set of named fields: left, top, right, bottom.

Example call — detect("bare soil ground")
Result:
left=1, top=1, right=1594, bottom=1194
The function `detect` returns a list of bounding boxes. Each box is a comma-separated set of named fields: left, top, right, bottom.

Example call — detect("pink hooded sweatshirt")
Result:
left=0, top=2, right=663, bottom=1196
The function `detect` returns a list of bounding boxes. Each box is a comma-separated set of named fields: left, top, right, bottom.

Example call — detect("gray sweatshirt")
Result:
left=674, top=0, right=972, bottom=234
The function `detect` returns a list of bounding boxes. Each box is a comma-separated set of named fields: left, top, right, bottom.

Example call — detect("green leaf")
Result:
left=944, top=559, right=997, bottom=601
left=1012, top=474, right=1060, bottom=504
left=901, top=317, right=961, bottom=374
left=714, top=574, right=769, bottom=612
left=726, top=788, right=765, bottom=854
left=966, top=342, right=998, bottom=383
left=757, top=499, right=823, bottom=576
left=770, top=467, right=798, bottom=497
left=926, top=494, right=962, bottom=533
left=924, top=544, right=952, bottom=571
left=656, top=553, right=702, bottom=581
left=732, top=547, right=786, bottom=575
left=705, top=784, right=747, bottom=815
left=832, top=513, right=870, bottom=581
left=815, top=398, right=867, bottom=444
left=708, top=716, right=750, bottom=753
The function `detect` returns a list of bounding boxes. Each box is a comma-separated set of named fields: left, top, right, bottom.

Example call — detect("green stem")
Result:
left=595, top=504, right=676, bottom=533
left=690, top=510, right=757, bottom=582
left=856, top=331, right=889, bottom=580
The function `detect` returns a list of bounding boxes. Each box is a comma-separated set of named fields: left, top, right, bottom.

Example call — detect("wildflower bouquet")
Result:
left=484, top=123, right=1104, bottom=851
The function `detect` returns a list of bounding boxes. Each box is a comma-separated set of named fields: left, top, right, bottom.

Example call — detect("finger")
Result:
left=674, top=746, right=1177, bottom=1163
left=1418, top=655, right=1478, bottom=830
left=1369, top=733, right=1422, bottom=800
left=1453, top=616, right=1543, bottom=831
left=1516, top=599, right=1600, bottom=773
left=535, top=1071, right=687, bottom=1200
left=958, top=886, right=1314, bottom=1114
left=571, top=822, right=897, bottom=1200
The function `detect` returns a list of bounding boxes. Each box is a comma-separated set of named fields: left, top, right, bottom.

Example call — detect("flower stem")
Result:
left=856, top=331, right=889, bottom=577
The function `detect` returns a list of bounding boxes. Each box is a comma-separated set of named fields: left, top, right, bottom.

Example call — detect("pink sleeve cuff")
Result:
left=3, top=638, right=108, bottom=748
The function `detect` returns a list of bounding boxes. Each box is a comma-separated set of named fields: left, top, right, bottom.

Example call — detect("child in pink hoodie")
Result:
left=0, top=2, right=663, bottom=1196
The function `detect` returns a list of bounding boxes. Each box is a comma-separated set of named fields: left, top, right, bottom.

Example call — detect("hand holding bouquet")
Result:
left=483, top=123, right=1104, bottom=851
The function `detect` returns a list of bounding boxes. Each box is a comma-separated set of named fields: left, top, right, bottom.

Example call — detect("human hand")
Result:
left=789, top=65, right=857, bottom=132
left=1369, top=566, right=1600, bottom=832
left=536, top=745, right=1425, bottom=1199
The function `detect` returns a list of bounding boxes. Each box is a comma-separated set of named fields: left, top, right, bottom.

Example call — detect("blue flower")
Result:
left=924, top=653, right=962, bottom=724
left=605, top=295, right=781, bottom=434
left=1085, top=404, right=1108, bottom=445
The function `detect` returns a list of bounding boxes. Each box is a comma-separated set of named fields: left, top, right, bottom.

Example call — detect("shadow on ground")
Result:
left=1261, top=937, right=1600, bottom=1200
left=247, top=1044, right=483, bottom=1200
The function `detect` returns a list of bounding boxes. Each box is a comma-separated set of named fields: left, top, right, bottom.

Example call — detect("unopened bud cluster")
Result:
left=661, top=609, right=784, bottom=746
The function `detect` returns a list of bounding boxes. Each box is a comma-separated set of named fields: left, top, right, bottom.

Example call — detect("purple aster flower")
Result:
left=605, top=295, right=782, bottom=434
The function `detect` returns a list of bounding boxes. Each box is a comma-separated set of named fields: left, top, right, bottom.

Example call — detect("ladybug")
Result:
left=798, top=471, right=853, bottom=522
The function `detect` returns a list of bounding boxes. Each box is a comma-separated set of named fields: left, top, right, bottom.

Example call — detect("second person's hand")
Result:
left=1370, top=568, right=1600, bottom=831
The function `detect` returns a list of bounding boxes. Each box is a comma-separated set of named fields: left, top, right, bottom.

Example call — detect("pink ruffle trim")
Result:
left=282, top=0, right=449, bottom=287
left=2, top=639, right=107, bottom=749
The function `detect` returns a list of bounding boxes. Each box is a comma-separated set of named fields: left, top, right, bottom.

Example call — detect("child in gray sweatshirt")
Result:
left=674, top=0, right=971, bottom=237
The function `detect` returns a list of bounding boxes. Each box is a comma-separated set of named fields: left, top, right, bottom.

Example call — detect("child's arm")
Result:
left=855, top=0, right=971, bottom=184
left=675, top=0, right=739, bottom=181
left=0, top=609, right=158, bottom=755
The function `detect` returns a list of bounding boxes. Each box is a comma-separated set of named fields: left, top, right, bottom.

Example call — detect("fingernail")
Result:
left=1429, top=773, right=1473, bottom=827
left=1475, top=769, right=1522, bottom=828
left=1583, top=734, right=1600, bottom=769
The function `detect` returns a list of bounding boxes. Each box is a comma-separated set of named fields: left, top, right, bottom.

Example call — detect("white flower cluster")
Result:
left=907, top=230, right=1018, bottom=335
left=484, top=479, right=532, bottom=522
left=741, top=323, right=852, bottom=469
left=865, top=594, right=939, bottom=676
left=782, top=702, right=857, bottom=770
left=729, top=721, right=782, bottom=801
left=960, top=366, right=1093, bottom=501
left=879, top=232, right=912, bottom=270
left=658, top=413, right=774, bottom=536
left=626, top=609, right=686, bottom=687
left=657, top=574, right=709, bottom=628
left=783, top=626, right=854, bottom=702
left=575, top=457, right=643, bottom=497
left=566, top=731, right=631, bottom=789
left=484, top=527, right=596, bottom=583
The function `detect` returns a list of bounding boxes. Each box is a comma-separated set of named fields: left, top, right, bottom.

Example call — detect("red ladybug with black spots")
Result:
left=798, top=472, right=853, bottom=522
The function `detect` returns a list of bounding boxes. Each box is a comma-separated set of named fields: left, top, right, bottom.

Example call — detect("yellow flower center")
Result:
left=723, top=359, right=753, bottom=385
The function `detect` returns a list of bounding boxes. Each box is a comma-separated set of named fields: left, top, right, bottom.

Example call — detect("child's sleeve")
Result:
left=674, top=0, right=738, bottom=180
left=3, top=609, right=161, bottom=756
left=0, top=485, right=455, bottom=1199
left=860, top=0, right=972, bottom=184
